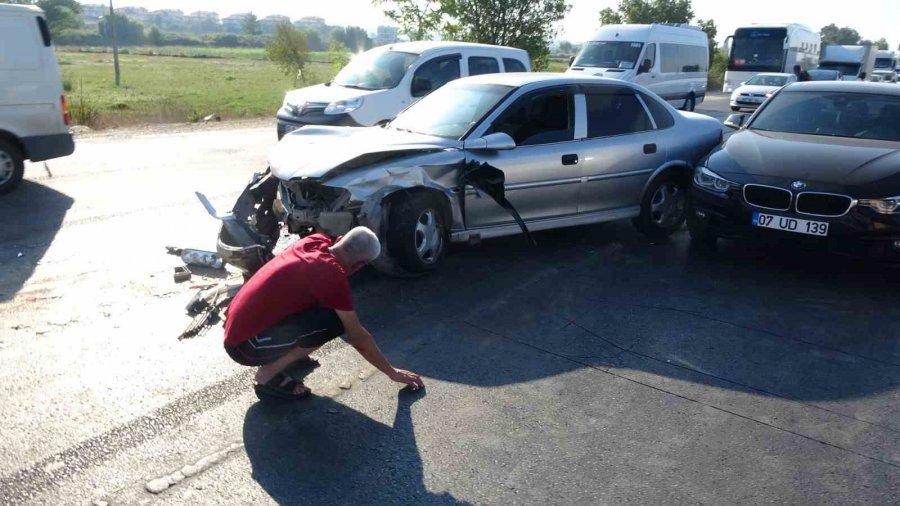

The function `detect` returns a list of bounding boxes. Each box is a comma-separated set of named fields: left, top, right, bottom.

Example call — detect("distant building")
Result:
left=292, top=16, right=326, bottom=31
left=148, top=9, right=185, bottom=31
left=374, top=25, right=400, bottom=46
left=260, top=14, right=291, bottom=35
left=222, top=13, right=250, bottom=34
left=80, top=4, right=106, bottom=28
left=186, top=11, right=220, bottom=34
left=118, top=6, right=149, bottom=23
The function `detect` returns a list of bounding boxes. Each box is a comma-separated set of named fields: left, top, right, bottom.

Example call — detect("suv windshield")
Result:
left=573, top=41, right=643, bottom=69
left=333, top=50, right=418, bottom=90
left=751, top=91, right=900, bottom=142
left=390, top=83, right=512, bottom=139
left=746, top=75, right=789, bottom=86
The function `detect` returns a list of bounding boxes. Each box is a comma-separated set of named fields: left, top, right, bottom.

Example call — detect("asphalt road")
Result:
left=3, top=95, right=900, bottom=505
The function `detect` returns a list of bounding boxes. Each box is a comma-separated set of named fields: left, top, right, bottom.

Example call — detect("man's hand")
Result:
left=389, top=368, right=424, bottom=390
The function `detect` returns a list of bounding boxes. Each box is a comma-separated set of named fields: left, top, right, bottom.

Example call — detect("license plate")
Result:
left=752, top=212, right=829, bottom=236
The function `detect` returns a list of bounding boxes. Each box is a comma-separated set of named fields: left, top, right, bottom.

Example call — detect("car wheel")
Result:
left=386, top=191, right=448, bottom=273
left=633, top=173, right=688, bottom=239
left=684, top=93, right=696, bottom=112
left=0, top=139, right=25, bottom=195
left=730, top=106, right=740, bottom=112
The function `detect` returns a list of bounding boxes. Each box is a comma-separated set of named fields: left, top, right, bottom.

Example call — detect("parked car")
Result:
left=566, top=23, right=709, bottom=112
left=0, top=4, right=74, bottom=194
left=211, top=74, right=722, bottom=275
left=688, top=81, right=900, bottom=259
left=729, top=72, right=797, bottom=111
left=275, top=41, right=531, bottom=139
left=806, top=69, right=843, bottom=81
left=870, top=69, right=898, bottom=83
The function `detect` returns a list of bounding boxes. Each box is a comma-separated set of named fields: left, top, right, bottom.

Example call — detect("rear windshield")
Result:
left=751, top=91, right=900, bottom=142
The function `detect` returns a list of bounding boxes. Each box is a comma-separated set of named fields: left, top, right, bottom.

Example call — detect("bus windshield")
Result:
left=728, top=27, right=787, bottom=72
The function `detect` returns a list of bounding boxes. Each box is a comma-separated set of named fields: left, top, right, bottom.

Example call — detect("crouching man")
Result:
left=223, top=226, right=424, bottom=400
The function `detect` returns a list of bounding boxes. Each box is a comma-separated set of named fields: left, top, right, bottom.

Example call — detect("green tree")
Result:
left=820, top=24, right=861, bottom=45
left=266, top=24, right=309, bottom=82
left=600, top=0, right=693, bottom=24
left=98, top=13, right=145, bottom=45
left=33, top=0, right=83, bottom=34
left=147, top=26, right=162, bottom=46
left=330, top=26, right=373, bottom=52
left=241, top=13, right=262, bottom=36
left=305, top=29, right=325, bottom=52
left=329, top=40, right=351, bottom=72
left=872, top=37, right=889, bottom=50
left=695, top=18, right=717, bottom=62
left=443, top=0, right=570, bottom=70
left=373, top=0, right=443, bottom=41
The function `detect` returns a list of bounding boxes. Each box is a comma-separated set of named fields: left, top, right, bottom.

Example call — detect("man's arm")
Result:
left=336, top=309, right=424, bottom=389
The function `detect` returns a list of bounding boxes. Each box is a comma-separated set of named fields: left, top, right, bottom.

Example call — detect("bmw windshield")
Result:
left=333, top=50, right=418, bottom=90
left=750, top=91, right=900, bottom=142
left=389, top=83, right=512, bottom=139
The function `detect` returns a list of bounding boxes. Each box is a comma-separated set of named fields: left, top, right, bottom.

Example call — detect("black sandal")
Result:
left=254, top=372, right=311, bottom=401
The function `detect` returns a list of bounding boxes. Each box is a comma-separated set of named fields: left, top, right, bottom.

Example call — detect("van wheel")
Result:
left=730, top=106, right=740, bottom=112
left=633, top=172, right=688, bottom=239
left=386, top=191, right=448, bottom=274
left=684, top=93, right=696, bottom=112
left=0, top=139, right=25, bottom=195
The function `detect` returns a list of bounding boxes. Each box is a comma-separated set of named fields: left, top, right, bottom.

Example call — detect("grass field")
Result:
left=57, top=48, right=574, bottom=129
left=58, top=50, right=338, bottom=128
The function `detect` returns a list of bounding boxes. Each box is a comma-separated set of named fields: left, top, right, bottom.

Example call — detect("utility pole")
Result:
left=109, top=0, right=120, bottom=86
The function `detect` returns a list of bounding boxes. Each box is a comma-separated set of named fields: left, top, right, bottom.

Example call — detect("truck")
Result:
left=818, top=45, right=877, bottom=81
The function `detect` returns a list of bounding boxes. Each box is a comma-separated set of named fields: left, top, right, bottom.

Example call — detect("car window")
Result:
left=411, top=57, right=461, bottom=97
left=751, top=91, right=900, bottom=142
left=585, top=90, right=653, bottom=138
left=490, top=90, right=575, bottom=146
left=637, top=91, right=675, bottom=129
left=469, top=56, right=500, bottom=76
left=503, top=58, right=527, bottom=73
left=640, top=43, right=656, bottom=73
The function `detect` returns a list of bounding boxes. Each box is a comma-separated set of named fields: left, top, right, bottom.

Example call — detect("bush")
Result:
left=708, top=49, right=727, bottom=92
left=266, top=25, right=308, bottom=81
left=55, top=28, right=105, bottom=46
left=206, top=33, right=240, bottom=48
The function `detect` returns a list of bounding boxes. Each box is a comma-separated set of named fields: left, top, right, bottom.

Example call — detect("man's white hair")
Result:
left=336, top=227, right=381, bottom=263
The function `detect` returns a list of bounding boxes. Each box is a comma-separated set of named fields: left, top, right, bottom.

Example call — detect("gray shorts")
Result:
left=226, top=308, right=345, bottom=366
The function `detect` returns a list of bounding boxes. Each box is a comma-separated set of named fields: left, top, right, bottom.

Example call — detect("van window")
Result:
left=585, top=90, right=652, bottom=137
left=37, top=17, right=52, bottom=47
left=503, top=58, right=527, bottom=73
left=469, top=56, right=500, bottom=76
left=637, top=91, right=675, bottom=129
left=660, top=43, right=709, bottom=73
left=412, top=57, right=461, bottom=97
left=491, top=90, right=575, bottom=146
left=0, top=17, right=41, bottom=70
left=639, top=43, right=656, bottom=73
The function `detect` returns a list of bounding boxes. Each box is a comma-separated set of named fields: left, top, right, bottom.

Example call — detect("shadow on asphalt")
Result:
left=0, top=180, right=73, bottom=302
left=243, top=388, right=467, bottom=505
left=345, top=221, right=900, bottom=405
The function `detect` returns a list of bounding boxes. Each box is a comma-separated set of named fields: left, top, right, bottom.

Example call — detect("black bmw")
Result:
left=688, top=81, right=900, bottom=258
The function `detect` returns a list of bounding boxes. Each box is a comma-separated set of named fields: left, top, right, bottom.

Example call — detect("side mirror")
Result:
left=724, top=113, right=748, bottom=130
left=568, top=55, right=575, bottom=67
left=411, top=77, right=432, bottom=97
left=464, top=132, right=516, bottom=151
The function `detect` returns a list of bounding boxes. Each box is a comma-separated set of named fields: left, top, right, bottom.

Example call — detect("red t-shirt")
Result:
left=223, top=234, right=353, bottom=347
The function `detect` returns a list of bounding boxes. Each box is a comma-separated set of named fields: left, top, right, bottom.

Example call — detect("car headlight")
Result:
left=324, top=97, right=363, bottom=115
left=694, top=166, right=739, bottom=193
left=858, top=197, right=900, bottom=214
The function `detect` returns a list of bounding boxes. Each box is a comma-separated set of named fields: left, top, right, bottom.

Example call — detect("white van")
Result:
left=566, top=24, right=709, bottom=111
left=276, top=41, right=531, bottom=139
left=0, top=4, right=74, bottom=194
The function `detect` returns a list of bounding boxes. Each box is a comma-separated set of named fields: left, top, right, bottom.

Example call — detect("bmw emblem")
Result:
left=791, top=181, right=807, bottom=191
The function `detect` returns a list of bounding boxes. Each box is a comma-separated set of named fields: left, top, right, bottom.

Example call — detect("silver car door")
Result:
left=465, top=86, right=581, bottom=229
left=578, top=85, right=667, bottom=214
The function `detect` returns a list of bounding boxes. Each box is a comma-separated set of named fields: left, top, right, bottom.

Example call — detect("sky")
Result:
left=103, top=0, right=900, bottom=50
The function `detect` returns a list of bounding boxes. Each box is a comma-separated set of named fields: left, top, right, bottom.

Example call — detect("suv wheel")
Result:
left=386, top=192, right=448, bottom=273
left=633, top=173, right=688, bottom=239
left=684, top=93, right=696, bottom=112
left=0, top=139, right=25, bottom=195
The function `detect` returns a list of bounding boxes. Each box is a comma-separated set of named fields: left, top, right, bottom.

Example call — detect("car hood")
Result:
left=269, top=126, right=460, bottom=181
left=707, top=129, right=900, bottom=193
left=283, top=83, right=385, bottom=106
left=733, top=84, right=780, bottom=95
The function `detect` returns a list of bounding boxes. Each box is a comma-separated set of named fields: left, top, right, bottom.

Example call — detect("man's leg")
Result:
left=255, top=345, right=320, bottom=389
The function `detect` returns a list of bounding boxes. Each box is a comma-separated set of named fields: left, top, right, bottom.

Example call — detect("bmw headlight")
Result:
left=694, top=166, right=739, bottom=193
left=324, top=97, right=363, bottom=115
left=859, top=197, right=900, bottom=214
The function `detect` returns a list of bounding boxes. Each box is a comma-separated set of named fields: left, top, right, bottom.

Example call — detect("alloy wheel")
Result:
left=414, top=209, right=443, bottom=264
left=650, top=182, right=686, bottom=228
left=0, top=151, right=14, bottom=186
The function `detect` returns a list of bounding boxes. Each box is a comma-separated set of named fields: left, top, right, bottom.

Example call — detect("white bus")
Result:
left=722, top=24, right=820, bottom=93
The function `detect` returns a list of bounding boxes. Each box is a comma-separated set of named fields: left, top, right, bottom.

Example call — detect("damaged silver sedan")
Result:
left=209, top=73, right=723, bottom=275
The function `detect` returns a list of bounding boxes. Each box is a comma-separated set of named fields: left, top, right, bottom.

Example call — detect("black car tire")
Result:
left=730, top=106, right=740, bottom=112
left=386, top=191, right=448, bottom=274
left=0, top=139, right=25, bottom=195
left=684, top=93, right=696, bottom=112
left=633, top=173, right=689, bottom=239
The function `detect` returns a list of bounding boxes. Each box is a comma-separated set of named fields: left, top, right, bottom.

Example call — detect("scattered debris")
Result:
left=43, top=162, right=52, bottom=178
left=339, top=381, right=352, bottom=390
left=35, top=327, right=51, bottom=335
left=167, top=246, right=224, bottom=269
left=173, top=266, right=192, bottom=283
left=70, top=125, right=92, bottom=134
left=201, top=114, right=221, bottom=123
left=17, top=252, right=23, bottom=258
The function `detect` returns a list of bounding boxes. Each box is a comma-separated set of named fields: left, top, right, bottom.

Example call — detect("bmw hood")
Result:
left=707, top=130, right=900, bottom=192
left=269, top=126, right=460, bottom=180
